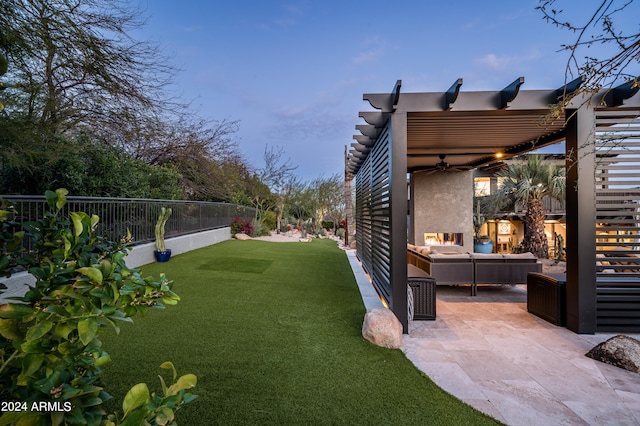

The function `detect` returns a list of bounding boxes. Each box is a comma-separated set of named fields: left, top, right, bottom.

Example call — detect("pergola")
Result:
left=349, top=78, right=640, bottom=334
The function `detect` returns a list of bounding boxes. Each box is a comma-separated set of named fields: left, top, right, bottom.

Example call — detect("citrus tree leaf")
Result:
left=122, top=383, right=149, bottom=418
left=78, top=317, right=98, bottom=346
left=77, top=267, right=103, bottom=285
left=25, top=319, right=53, bottom=341
left=70, top=212, right=84, bottom=238
left=167, top=374, right=197, bottom=396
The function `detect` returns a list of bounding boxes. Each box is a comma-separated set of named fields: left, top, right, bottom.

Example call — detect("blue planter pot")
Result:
left=154, top=249, right=172, bottom=262
left=473, top=240, right=493, bottom=253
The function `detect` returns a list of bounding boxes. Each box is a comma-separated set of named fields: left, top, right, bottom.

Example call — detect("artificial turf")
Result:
left=101, top=238, right=500, bottom=425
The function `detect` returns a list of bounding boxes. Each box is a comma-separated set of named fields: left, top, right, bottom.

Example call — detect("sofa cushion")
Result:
left=503, top=252, right=537, bottom=262
left=429, top=253, right=472, bottom=261
left=470, top=253, right=505, bottom=260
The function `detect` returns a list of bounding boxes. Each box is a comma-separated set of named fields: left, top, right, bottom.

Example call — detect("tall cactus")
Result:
left=155, top=207, right=172, bottom=252
left=554, top=232, right=566, bottom=264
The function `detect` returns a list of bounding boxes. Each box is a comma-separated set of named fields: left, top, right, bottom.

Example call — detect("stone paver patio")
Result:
left=348, top=250, right=640, bottom=425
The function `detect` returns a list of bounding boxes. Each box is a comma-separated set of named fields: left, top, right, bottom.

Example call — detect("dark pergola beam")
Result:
left=604, top=77, right=640, bottom=107
left=391, top=79, right=402, bottom=111
left=363, top=80, right=402, bottom=113
left=500, top=77, right=525, bottom=109
left=444, top=78, right=463, bottom=110
left=556, top=76, right=585, bottom=100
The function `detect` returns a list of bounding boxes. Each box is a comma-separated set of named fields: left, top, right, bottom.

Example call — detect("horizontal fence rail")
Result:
left=1, top=195, right=256, bottom=250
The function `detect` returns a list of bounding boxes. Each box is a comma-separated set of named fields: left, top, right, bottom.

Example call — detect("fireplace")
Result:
left=423, top=232, right=464, bottom=247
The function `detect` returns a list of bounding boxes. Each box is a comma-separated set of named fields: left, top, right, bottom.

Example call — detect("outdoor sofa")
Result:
left=407, top=244, right=542, bottom=295
left=471, top=252, right=542, bottom=296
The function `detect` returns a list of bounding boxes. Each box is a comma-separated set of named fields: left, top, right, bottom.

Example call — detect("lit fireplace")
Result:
left=423, top=232, right=463, bottom=246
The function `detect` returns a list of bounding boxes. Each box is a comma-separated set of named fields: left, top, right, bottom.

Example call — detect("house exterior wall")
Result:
left=411, top=170, right=473, bottom=253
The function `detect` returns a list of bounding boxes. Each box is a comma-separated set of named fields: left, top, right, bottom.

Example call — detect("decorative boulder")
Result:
left=234, top=233, right=252, bottom=240
left=362, top=309, right=403, bottom=349
left=586, top=335, right=640, bottom=374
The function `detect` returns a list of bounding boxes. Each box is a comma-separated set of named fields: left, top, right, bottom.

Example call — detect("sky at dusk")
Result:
left=136, top=0, right=638, bottom=181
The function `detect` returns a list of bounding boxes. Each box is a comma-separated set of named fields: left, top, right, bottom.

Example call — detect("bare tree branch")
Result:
left=537, top=0, right=639, bottom=109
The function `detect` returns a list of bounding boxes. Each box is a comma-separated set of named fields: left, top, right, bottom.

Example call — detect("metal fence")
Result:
left=1, top=195, right=256, bottom=247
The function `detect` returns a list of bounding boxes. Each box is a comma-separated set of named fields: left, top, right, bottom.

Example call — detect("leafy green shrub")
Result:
left=0, top=134, right=184, bottom=199
left=105, top=362, right=196, bottom=426
left=260, top=210, right=276, bottom=231
left=321, top=221, right=334, bottom=230
left=230, top=217, right=253, bottom=235
left=336, top=228, right=345, bottom=239
left=0, top=189, right=196, bottom=425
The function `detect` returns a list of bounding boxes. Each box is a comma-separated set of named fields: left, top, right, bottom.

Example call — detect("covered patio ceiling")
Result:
left=348, top=77, right=581, bottom=174
left=405, top=109, right=566, bottom=171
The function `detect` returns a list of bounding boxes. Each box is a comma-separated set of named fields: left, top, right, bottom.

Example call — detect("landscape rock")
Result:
left=362, top=309, right=403, bottom=349
left=586, top=335, right=640, bottom=374
left=234, top=233, right=252, bottom=240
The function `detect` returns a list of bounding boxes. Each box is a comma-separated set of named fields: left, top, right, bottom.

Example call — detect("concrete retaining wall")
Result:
left=125, top=227, right=231, bottom=268
left=0, top=227, right=231, bottom=302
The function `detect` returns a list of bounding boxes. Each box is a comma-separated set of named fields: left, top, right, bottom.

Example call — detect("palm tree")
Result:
left=491, top=155, right=566, bottom=258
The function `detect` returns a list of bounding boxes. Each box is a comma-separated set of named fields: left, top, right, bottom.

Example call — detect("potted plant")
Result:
left=154, top=206, right=172, bottom=262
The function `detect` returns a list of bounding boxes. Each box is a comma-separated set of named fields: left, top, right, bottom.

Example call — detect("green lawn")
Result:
left=101, top=239, right=499, bottom=425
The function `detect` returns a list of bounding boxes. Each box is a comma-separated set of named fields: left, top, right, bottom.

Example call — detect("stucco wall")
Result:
left=411, top=170, right=473, bottom=253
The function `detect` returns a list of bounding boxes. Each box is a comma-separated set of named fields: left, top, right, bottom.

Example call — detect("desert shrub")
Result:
left=250, top=218, right=270, bottom=237
left=260, top=210, right=276, bottom=231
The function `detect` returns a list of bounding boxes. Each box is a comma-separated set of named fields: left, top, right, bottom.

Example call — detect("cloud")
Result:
left=271, top=103, right=350, bottom=140
left=351, top=36, right=387, bottom=66
left=475, top=50, right=543, bottom=73
left=475, top=53, right=512, bottom=72
left=259, top=3, right=306, bottom=30
left=352, top=50, right=382, bottom=65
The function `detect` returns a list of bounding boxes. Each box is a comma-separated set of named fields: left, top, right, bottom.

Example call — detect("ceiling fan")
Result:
left=435, top=154, right=450, bottom=171
left=425, top=154, right=467, bottom=174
